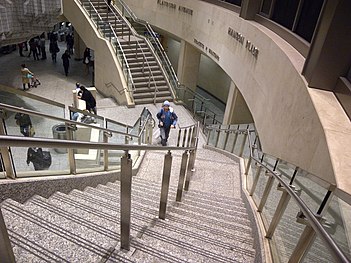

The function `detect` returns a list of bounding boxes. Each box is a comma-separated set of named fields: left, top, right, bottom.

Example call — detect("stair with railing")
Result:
left=0, top=143, right=260, bottom=262
left=81, top=0, right=173, bottom=104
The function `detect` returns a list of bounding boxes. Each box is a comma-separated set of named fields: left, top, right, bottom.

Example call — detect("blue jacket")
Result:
left=157, top=107, right=178, bottom=128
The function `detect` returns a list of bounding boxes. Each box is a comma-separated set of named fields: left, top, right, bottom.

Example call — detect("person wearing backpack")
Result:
left=156, top=100, right=177, bottom=146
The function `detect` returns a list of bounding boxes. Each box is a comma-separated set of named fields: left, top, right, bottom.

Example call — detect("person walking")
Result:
left=15, top=112, right=33, bottom=137
left=18, top=42, right=24, bottom=57
left=61, top=50, right=71, bottom=76
left=156, top=100, right=177, bottom=146
left=49, top=40, right=59, bottom=62
left=78, top=86, right=97, bottom=115
left=21, top=64, right=33, bottom=91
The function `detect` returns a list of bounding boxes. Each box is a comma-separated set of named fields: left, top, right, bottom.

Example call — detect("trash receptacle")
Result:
left=52, top=124, right=67, bottom=153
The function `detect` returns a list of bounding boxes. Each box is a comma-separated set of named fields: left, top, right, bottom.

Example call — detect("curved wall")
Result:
left=124, top=0, right=351, bottom=192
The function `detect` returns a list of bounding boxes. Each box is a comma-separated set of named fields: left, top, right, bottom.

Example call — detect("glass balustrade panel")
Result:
left=74, top=124, right=104, bottom=173
left=303, top=235, right=337, bottom=263
left=323, top=195, right=351, bottom=260
left=106, top=133, right=125, bottom=170
left=224, top=125, right=237, bottom=152
left=0, top=89, right=65, bottom=119
left=0, top=158, right=6, bottom=179
left=293, top=170, right=330, bottom=213
left=232, top=132, right=244, bottom=156
left=216, top=125, right=229, bottom=149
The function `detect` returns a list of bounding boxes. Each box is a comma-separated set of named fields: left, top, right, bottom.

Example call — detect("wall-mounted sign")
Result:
left=194, top=38, right=220, bottom=61
left=228, top=27, right=259, bottom=59
left=157, top=0, right=193, bottom=16
left=157, top=0, right=176, bottom=9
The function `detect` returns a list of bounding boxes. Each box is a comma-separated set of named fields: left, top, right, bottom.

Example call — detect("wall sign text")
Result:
left=157, top=0, right=193, bottom=16
left=228, top=27, right=259, bottom=58
left=194, top=38, right=220, bottom=61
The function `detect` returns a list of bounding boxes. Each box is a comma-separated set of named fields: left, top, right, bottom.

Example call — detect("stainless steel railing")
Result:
left=114, top=0, right=179, bottom=97
left=80, top=0, right=136, bottom=101
left=0, top=131, right=199, bottom=259
left=205, top=124, right=351, bottom=263
left=0, top=102, right=155, bottom=178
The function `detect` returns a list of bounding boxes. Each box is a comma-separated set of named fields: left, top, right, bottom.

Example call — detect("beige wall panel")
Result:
left=123, top=0, right=351, bottom=191
left=63, top=0, right=131, bottom=105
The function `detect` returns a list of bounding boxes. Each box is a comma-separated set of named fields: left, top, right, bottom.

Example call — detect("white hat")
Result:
left=163, top=100, right=170, bottom=106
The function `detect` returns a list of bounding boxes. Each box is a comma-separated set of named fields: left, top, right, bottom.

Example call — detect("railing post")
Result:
left=257, top=171, right=275, bottom=212
left=288, top=225, right=317, bottom=263
left=265, top=185, right=292, bottom=238
left=245, top=156, right=252, bottom=175
left=0, top=115, right=15, bottom=179
left=239, top=130, right=248, bottom=157
left=249, top=163, right=263, bottom=196
left=223, top=130, right=229, bottom=150
left=231, top=125, right=239, bottom=153
left=0, top=210, right=15, bottom=263
left=103, top=131, right=111, bottom=171
left=176, top=129, right=181, bottom=147
left=66, top=123, right=76, bottom=175
left=206, top=129, right=211, bottom=145
left=184, top=150, right=195, bottom=191
left=186, top=127, right=192, bottom=147
left=120, top=151, right=132, bottom=251
left=159, top=151, right=173, bottom=219
left=182, top=129, right=187, bottom=147
left=214, top=126, right=221, bottom=148
left=176, top=151, right=189, bottom=202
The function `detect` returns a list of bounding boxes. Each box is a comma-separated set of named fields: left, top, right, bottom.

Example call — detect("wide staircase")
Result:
left=81, top=0, right=173, bottom=104
left=1, top=145, right=259, bottom=262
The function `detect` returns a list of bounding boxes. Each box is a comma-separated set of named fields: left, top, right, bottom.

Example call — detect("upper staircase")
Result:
left=82, top=0, right=173, bottom=105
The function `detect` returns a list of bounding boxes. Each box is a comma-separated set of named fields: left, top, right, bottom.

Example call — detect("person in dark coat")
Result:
left=49, top=40, right=59, bottom=63
left=15, top=112, right=33, bottom=137
left=78, top=86, right=97, bottom=115
left=61, top=50, right=71, bottom=76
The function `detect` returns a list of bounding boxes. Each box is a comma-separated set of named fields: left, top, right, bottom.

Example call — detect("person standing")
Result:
left=83, top=48, right=91, bottom=75
left=18, top=42, right=24, bottom=57
left=21, top=64, right=33, bottom=91
left=49, top=40, right=59, bottom=63
left=40, top=34, right=46, bottom=60
left=15, top=112, right=33, bottom=137
left=28, top=38, right=39, bottom=60
left=156, top=100, right=177, bottom=146
left=78, top=86, right=97, bottom=115
left=61, top=50, right=71, bottom=76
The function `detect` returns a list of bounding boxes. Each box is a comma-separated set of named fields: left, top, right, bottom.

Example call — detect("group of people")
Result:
left=18, top=34, right=47, bottom=61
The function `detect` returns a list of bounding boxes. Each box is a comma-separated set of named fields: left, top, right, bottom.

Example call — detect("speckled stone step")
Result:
left=106, top=181, right=251, bottom=223
left=1, top=198, right=129, bottom=263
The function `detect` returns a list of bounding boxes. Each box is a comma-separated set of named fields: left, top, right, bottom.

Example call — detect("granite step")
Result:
left=1, top=198, right=131, bottom=262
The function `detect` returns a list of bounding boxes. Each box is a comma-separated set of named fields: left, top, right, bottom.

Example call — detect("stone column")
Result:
left=302, top=0, right=351, bottom=91
left=223, top=81, right=253, bottom=125
left=177, top=40, right=201, bottom=91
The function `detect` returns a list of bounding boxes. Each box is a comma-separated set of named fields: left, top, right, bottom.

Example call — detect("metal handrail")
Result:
left=115, top=0, right=179, bottom=94
left=0, top=103, right=139, bottom=139
left=0, top=135, right=196, bottom=151
left=246, top=134, right=350, bottom=262
left=206, top=123, right=350, bottom=262
left=105, top=1, right=161, bottom=103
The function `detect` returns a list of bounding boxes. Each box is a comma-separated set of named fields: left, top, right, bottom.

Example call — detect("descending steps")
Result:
left=1, top=147, right=259, bottom=262
left=83, top=0, right=173, bottom=104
